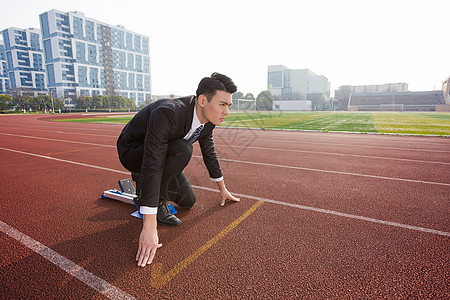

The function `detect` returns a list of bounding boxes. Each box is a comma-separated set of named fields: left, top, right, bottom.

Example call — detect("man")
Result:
left=117, top=72, right=240, bottom=267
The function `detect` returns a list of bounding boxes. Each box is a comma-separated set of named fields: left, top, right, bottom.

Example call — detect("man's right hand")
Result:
left=136, top=214, right=162, bottom=267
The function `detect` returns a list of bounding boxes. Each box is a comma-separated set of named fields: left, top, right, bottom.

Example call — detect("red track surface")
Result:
left=0, top=113, right=449, bottom=299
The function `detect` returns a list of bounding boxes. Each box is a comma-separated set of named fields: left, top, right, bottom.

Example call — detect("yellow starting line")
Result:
left=151, top=200, right=264, bottom=289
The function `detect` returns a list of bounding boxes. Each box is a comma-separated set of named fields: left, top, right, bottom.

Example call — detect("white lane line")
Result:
left=215, top=126, right=450, bottom=145
left=1, top=132, right=449, bottom=186
left=214, top=144, right=450, bottom=166
left=216, top=135, right=450, bottom=153
left=0, top=146, right=448, bottom=238
left=0, top=147, right=125, bottom=174
left=27, top=128, right=116, bottom=138
left=3, top=125, right=449, bottom=152
left=1, top=130, right=449, bottom=185
left=194, top=186, right=450, bottom=237
left=0, top=132, right=116, bottom=148
left=193, top=155, right=450, bottom=187
left=0, top=121, right=121, bottom=132
left=1, top=132, right=449, bottom=169
left=0, top=220, right=136, bottom=300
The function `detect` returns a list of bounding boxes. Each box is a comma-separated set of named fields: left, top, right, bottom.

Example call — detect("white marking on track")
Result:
left=0, top=146, right=125, bottom=173
left=219, top=135, right=450, bottom=153
left=1, top=132, right=449, bottom=169
left=214, top=144, right=450, bottom=165
left=194, top=186, right=450, bottom=237
left=0, top=132, right=116, bottom=148
left=0, top=146, right=448, bottom=237
left=192, top=155, right=450, bottom=187
left=0, top=220, right=136, bottom=300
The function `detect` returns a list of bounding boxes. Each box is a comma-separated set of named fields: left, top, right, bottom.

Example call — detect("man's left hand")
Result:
left=220, top=188, right=240, bottom=206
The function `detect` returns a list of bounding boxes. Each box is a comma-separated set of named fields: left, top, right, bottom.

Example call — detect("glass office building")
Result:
left=0, top=40, right=10, bottom=94
left=1, top=27, right=46, bottom=95
left=39, top=9, right=151, bottom=106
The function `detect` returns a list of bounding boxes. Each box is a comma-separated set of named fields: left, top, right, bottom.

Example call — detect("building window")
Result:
left=87, top=44, right=97, bottom=64
left=13, top=30, right=27, bottom=46
left=134, top=35, right=141, bottom=52
left=76, top=41, right=86, bottom=62
left=268, top=71, right=282, bottom=88
left=78, top=66, right=88, bottom=86
left=30, top=33, right=40, bottom=50
left=19, top=72, right=33, bottom=87
left=73, top=17, right=84, bottom=39
left=32, top=53, right=43, bottom=70
left=86, top=20, right=95, bottom=41
left=17, top=51, right=30, bottom=66
left=135, top=55, right=142, bottom=72
left=35, top=73, right=45, bottom=90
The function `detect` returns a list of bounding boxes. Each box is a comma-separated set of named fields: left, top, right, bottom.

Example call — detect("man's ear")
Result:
left=197, top=95, right=207, bottom=107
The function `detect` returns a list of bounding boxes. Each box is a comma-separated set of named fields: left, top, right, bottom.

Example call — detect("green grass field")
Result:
left=57, top=111, right=450, bottom=136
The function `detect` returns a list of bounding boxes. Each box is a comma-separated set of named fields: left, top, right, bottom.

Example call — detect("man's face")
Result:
left=198, top=90, right=232, bottom=126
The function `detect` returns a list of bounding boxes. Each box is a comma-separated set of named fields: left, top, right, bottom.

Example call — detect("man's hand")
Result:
left=220, top=188, right=241, bottom=206
left=136, top=214, right=162, bottom=267
left=216, top=180, right=240, bottom=206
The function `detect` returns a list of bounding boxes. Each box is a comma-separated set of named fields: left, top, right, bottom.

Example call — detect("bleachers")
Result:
left=349, top=91, right=446, bottom=111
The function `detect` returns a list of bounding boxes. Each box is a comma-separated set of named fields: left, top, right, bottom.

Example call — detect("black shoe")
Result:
left=157, top=201, right=181, bottom=226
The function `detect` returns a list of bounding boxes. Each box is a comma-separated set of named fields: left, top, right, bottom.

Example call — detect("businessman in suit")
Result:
left=117, top=72, right=240, bottom=267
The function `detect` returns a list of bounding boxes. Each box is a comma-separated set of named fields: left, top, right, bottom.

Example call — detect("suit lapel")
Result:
left=183, top=96, right=196, bottom=135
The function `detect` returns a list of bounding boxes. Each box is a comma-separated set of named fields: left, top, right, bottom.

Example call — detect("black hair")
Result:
left=196, top=72, right=237, bottom=101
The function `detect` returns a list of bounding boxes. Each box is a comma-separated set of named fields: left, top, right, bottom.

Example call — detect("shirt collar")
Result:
left=192, top=103, right=205, bottom=129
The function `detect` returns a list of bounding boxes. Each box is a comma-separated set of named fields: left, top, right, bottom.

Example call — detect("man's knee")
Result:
left=176, top=193, right=196, bottom=209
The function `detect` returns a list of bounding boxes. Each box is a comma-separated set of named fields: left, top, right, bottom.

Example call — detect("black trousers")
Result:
left=132, top=139, right=196, bottom=208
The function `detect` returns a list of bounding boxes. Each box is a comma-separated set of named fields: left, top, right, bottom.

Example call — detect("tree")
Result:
left=34, top=95, right=52, bottom=112
left=256, top=90, right=273, bottom=111
left=27, top=96, right=39, bottom=111
left=127, top=98, right=136, bottom=110
left=109, top=95, right=127, bottom=109
left=244, top=93, right=255, bottom=100
left=0, top=94, right=13, bottom=110
left=232, top=91, right=244, bottom=100
left=102, top=96, right=112, bottom=111
left=140, top=97, right=153, bottom=108
left=76, top=96, right=92, bottom=111
left=14, top=94, right=31, bottom=112
left=92, top=95, right=103, bottom=109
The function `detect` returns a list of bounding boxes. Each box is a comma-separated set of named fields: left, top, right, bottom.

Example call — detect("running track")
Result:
left=0, top=113, right=449, bottom=299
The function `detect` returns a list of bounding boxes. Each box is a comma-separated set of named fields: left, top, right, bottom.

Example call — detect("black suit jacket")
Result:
left=117, top=96, right=222, bottom=208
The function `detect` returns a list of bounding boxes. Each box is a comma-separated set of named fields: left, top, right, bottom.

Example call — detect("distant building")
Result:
left=335, top=83, right=408, bottom=111
left=0, top=39, right=9, bottom=94
left=39, top=9, right=151, bottom=106
left=1, top=27, right=47, bottom=96
left=267, top=65, right=330, bottom=110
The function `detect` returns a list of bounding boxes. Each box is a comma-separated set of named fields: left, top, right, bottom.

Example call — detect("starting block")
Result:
left=101, top=178, right=177, bottom=219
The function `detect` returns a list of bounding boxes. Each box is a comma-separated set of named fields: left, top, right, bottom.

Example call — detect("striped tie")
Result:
left=188, top=125, right=204, bottom=143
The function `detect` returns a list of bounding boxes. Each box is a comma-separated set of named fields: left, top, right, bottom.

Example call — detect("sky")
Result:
left=1, top=0, right=449, bottom=97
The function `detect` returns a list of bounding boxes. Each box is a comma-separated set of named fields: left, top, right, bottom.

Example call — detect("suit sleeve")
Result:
left=198, top=129, right=223, bottom=180
left=136, top=108, right=176, bottom=208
